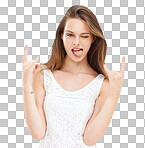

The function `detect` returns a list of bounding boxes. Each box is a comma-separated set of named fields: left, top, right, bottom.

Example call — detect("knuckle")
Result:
left=27, top=67, right=31, bottom=71
left=118, top=75, right=122, bottom=78
left=112, top=70, right=116, bottom=73
left=22, top=63, right=27, bottom=68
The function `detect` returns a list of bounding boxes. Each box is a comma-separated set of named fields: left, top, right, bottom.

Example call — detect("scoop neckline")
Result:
left=48, top=69, right=101, bottom=93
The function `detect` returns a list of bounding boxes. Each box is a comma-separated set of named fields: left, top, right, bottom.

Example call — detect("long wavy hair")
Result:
left=40, top=5, right=108, bottom=79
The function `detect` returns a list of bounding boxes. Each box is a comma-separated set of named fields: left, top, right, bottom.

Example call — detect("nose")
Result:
left=73, top=37, right=80, bottom=45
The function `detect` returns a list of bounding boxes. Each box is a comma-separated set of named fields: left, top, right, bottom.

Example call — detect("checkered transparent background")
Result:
left=0, top=0, right=144, bottom=148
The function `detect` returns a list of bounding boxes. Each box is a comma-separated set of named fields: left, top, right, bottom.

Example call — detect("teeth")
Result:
left=73, top=49, right=80, bottom=51
left=72, top=48, right=83, bottom=51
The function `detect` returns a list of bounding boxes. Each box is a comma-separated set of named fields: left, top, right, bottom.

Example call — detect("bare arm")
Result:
left=83, top=56, right=125, bottom=145
left=23, top=67, right=46, bottom=140
left=83, top=95, right=119, bottom=145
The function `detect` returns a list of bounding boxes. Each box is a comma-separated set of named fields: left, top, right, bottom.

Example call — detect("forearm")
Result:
left=23, top=85, right=45, bottom=140
left=84, top=95, right=119, bottom=145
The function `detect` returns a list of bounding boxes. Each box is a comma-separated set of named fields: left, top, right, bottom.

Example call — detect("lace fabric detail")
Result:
left=39, top=65, right=105, bottom=148
left=41, top=65, right=105, bottom=101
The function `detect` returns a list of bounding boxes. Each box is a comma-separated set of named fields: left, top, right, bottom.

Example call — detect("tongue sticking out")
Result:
left=72, top=49, right=83, bottom=57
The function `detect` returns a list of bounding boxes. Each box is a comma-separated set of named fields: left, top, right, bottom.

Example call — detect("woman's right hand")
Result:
left=22, top=45, right=39, bottom=87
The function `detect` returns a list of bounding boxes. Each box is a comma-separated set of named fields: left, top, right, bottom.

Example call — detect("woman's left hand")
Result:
left=104, top=56, right=125, bottom=100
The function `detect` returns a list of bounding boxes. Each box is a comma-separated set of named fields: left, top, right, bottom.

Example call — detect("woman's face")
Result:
left=61, top=18, right=94, bottom=61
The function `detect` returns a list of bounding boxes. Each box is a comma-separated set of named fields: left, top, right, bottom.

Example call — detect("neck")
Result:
left=60, top=55, right=91, bottom=74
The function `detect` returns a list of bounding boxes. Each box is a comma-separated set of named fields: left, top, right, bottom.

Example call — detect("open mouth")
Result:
left=71, top=48, right=83, bottom=57
left=71, top=48, right=83, bottom=52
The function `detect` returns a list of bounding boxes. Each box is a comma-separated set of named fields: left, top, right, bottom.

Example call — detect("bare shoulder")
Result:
left=92, top=77, right=110, bottom=114
left=83, top=77, right=110, bottom=134
left=32, top=65, right=46, bottom=107
left=33, top=65, right=44, bottom=87
left=98, top=77, right=110, bottom=105
left=90, top=77, right=110, bottom=119
left=32, top=65, right=47, bottom=137
left=100, top=78, right=109, bottom=95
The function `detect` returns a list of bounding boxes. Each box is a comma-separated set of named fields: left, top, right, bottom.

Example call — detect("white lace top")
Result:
left=39, top=65, right=105, bottom=148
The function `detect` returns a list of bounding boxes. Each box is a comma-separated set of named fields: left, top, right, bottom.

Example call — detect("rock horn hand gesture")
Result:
left=104, top=56, right=125, bottom=100
left=21, top=45, right=39, bottom=87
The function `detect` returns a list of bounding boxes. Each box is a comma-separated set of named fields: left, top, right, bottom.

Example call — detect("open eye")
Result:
left=67, top=34, right=73, bottom=37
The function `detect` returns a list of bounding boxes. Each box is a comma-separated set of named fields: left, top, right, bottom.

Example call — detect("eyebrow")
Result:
left=65, top=30, right=91, bottom=35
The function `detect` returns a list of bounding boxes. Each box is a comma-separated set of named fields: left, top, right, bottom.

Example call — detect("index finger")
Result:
left=120, top=56, right=125, bottom=76
left=22, top=45, right=28, bottom=63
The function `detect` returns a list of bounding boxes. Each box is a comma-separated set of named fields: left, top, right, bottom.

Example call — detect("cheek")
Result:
left=83, top=40, right=92, bottom=48
left=62, top=39, right=72, bottom=52
left=63, top=39, right=71, bottom=48
left=63, top=38, right=73, bottom=50
left=63, top=36, right=70, bottom=43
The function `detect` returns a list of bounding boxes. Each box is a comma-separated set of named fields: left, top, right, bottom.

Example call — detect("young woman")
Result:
left=22, top=5, right=125, bottom=148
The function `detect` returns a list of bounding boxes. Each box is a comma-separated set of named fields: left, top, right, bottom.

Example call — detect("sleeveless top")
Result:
left=39, top=65, right=105, bottom=148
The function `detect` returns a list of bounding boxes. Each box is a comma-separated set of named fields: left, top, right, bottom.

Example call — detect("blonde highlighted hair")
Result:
left=40, top=5, right=108, bottom=79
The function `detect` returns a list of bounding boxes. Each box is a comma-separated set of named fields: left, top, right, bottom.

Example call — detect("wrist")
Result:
left=23, top=88, right=34, bottom=94
left=22, top=86, right=34, bottom=94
